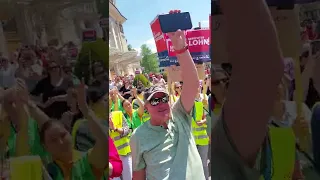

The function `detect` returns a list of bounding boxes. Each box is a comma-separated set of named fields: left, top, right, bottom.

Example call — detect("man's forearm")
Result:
left=221, top=0, right=283, bottom=70
left=177, top=51, right=199, bottom=87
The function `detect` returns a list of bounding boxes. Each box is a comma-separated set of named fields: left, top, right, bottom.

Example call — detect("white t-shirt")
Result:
left=0, top=63, right=19, bottom=88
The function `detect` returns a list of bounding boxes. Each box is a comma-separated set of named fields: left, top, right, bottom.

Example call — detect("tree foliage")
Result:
left=127, top=44, right=134, bottom=51
left=74, top=38, right=108, bottom=84
left=133, top=74, right=150, bottom=88
left=140, top=44, right=159, bottom=73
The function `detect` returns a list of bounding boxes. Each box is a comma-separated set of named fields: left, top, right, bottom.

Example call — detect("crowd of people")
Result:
left=0, top=40, right=118, bottom=180
left=2, top=1, right=320, bottom=180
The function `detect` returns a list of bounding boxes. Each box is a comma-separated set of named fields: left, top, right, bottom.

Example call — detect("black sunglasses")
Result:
left=212, top=78, right=229, bottom=86
left=149, top=95, right=169, bottom=106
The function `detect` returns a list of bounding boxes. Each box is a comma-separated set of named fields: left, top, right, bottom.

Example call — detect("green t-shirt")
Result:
left=124, top=110, right=143, bottom=130
left=111, top=99, right=124, bottom=112
left=47, top=152, right=106, bottom=180
left=8, top=118, right=50, bottom=161
left=130, top=99, right=205, bottom=180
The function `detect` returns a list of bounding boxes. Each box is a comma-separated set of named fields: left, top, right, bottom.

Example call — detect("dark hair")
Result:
left=211, top=65, right=230, bottom=104
left=39, top=120, right=66, bottom=144
left=87, top=87, right=107, bottom=104
left=121, top=99, right=130, bottom=108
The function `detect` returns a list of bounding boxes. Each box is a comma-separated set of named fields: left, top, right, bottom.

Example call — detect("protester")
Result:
left=0, top=55, right=18, bottom=89
left=130, top=10, right=205, bottom=180
left=39, top=80, right=109, bottom=179
left=119, top=91, right=144, bottom=130
left=192, top=83, right=210, bottom=179
left=30, top=60, right=69, bottom=119
left=109, top=103, right=132, bottom=180
left=119, top=80, right=133, bottom=100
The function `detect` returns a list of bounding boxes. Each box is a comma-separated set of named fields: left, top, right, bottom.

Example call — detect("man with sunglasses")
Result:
left=130, top=10, right=204, bottom=180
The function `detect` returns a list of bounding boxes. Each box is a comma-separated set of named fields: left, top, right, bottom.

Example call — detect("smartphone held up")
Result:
left=158, top=12, right=193, bottom=33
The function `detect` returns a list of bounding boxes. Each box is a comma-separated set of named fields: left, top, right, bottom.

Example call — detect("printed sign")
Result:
left=167, top=64, right=206, bottom=82
left=209, top=15, right=211, bottom=44
left=10, top=156, right=43, bottom=180
left=150, top=17, right=167, bottom=53
left=269, top=7, right=301, bottom=59
left=82, top=29, right=97, bottom=42
left=166, top=29, right=210, bottom=64
left=68, top=47, right=78, bottom=58
left=99, top=18, right=108, bottom=28
left=152, top=14, right=211, bottom=67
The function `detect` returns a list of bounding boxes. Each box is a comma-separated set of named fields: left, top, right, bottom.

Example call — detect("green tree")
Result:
left=127, top=44, right=134, bottom=51
left=140, top=44, right=159, bottom=73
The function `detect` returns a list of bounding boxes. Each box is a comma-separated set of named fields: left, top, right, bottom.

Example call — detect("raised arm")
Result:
left=76, top=80, right=109, bottom=170
left=132, top=88, right=145, bottom=116
left=221, top=0, right=283, bottom=163
left=15, top=78, right=49, bottom=128
left=168, top=10, right=199, bottom=113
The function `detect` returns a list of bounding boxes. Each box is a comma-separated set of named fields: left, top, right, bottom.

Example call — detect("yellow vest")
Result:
left=109, top=111, right=131, bottom=156
left=142, top=113, right=150, bottom=122
left=191, top=101, right=209, bottom=146
left=71, top=119, right=86, bottom=147
left=259, top=126, right=296, bottom=180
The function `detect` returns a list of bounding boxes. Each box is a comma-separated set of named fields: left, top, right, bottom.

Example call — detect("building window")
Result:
left=119, top=24, right=124, bottom=33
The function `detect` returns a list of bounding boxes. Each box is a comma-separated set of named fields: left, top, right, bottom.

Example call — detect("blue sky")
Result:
left=116, top=0, right=210, bottom=54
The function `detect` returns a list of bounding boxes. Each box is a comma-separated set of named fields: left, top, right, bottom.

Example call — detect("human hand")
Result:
left=76, top=78, right=88, bottom=114
left=167, top=10, right=187, bottom=51
left=43, top=97, right=55, bottom=108
left=196, top=120, right=205, bottom=126
left=109, top=115, right=115, bottom=130
left=16, top=78, right=29, bottom=104
left=202, top=98, right=208, bottom=106
left=131, top=87, right=137, bottom=96
left=61, top=111, right=74, bottom=130
left=292, top=117, right=310, bottom=151
left=109, top=162, right=113, bottom=176
left=3, top=86, right=17, bottom=104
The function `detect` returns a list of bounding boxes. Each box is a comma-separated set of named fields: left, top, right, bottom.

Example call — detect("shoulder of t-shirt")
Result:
left=131, top=123, right=149, bottom=140
left=172, top=98, right=191, bottom=116
left=211, top=117, right=259, bottom=178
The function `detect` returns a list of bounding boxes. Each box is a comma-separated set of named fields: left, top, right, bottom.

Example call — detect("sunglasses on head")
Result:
left=212, top=78, right=228, bottom=86
left=149, top=95, right=169, bottom=106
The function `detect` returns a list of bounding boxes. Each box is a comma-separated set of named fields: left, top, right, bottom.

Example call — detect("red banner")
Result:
left=209, top=15, right=211, bottom=44
left=167, top=29, right=210, bottom=57
left=150, top=17, right=167, bottom=53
